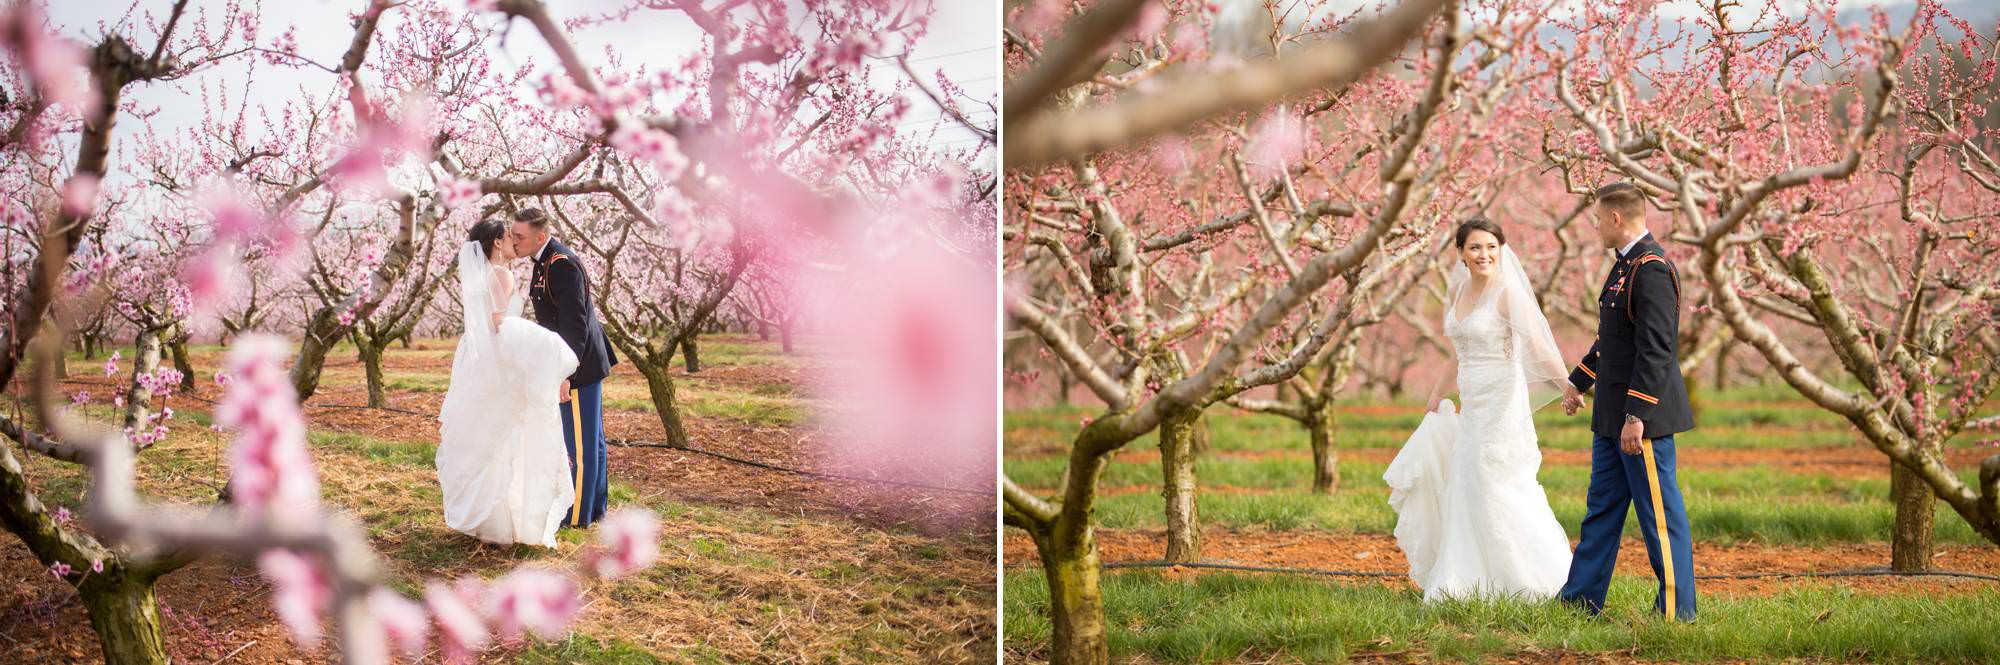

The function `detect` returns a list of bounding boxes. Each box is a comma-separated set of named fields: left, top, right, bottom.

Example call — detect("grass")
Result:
left=1002, top=570, right=2000, bottom=664
left=517, top=635, right=667, bottom=664
left=32, top=333, right=992, bottom=663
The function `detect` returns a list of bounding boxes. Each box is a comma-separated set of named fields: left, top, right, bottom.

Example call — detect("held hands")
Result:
left=1560, top=384, right=1586, bottom=416
left=1619, top=417, right=1645, bottom=455
left=559, top=379, right=571, bottom=403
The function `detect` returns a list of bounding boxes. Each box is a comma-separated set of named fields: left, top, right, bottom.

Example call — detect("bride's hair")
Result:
left=1453, top=217, right=1506, bottom=248
left=469, top=219, right=506, bottom=258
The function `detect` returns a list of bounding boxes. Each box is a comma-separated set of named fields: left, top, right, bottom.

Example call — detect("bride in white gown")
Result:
left=436, top=220, right=578, bottom=547
left=1385, top=218, right=1573, bottom=601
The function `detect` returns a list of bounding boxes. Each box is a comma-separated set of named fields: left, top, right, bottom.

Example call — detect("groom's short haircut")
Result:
left=512, top=207, right=550, bottom=229
left=1592, top=182, right=1648, bottom=219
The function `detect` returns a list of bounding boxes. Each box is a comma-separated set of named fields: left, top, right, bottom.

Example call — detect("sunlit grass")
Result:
left=1003, top=570, right=2000, bottom=664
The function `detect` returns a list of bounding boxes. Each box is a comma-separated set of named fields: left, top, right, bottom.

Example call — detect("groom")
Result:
left=1557, top=182, right=1698, bottom=621
left=510, top=208, right=619, bottom=529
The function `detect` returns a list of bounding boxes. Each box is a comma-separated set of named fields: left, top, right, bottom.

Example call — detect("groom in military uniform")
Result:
left=1557, top=182, right=1698, bottom=621
left=510, top=207, right=619, bottom=529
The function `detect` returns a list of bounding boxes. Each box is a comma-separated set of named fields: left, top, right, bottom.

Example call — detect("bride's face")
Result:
left=1458, top=230, right=1501, bottom=278
left=490, top=236, right=516, bottom=262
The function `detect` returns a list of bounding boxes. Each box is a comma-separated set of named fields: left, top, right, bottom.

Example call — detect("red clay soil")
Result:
left=1049, top=445, right=1995, bottom=481
left=1003, top=530, right=2000, bottom=597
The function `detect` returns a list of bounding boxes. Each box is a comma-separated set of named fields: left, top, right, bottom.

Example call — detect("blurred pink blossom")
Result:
left=812, top=233, right=996, bottom=498
left=218, top=335, right=320, bottom=521
left=49, top=561, right=71, bottom=579
left=258, top=549, right=332, bottom=649
left=368, top=588, right=430, bottom=659
left=438, top=176, right=483, bottom=210
left=60, top=174, right=100, bottom=217
left=482, top=568, right=580, bottom=642
left=424, top=577, right=490, bottom=663
left=587, top=507, right=660, bottom=579
left=1246, top=112, right=1305, bottom=178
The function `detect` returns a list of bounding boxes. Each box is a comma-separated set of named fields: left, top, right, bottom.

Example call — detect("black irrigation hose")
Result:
left=607, top=437, right=992, bottom=497
left=1102, top=560, right=2000, bottom=583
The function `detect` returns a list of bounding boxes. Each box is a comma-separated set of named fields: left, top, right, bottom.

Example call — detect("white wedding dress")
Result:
left=1385, top=248, right=1573, bottom=601
left=436, top=243, right=578, bottom=547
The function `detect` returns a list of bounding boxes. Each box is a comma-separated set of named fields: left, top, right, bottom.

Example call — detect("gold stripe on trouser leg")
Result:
left=570, top=391, right=583, bottom=524
left=1640, top=438, right=1675, bottom=621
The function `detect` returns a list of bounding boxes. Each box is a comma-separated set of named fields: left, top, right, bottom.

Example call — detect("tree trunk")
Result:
left=682, top=335, right=701, bottom=373
left=1712, top=341, right=1731, bottom=392
left=1891, top=451, right=1937, bottom=572
left=1056, top=371, right=1073, bottom=406
left=779, top=319, right=794, bottom=353
left=639, top=362, right=690, bottom=448
left=123, top=330, right=162, bottom=432
left=79, top=574, right=170, bottom=665
left=756, top=318, right=770, bottom=341
left=1034, top=526, right=1108, bottom=665
left=168, top=338, right=195, bottom=392
left=1159, top=409, right=1202, bottom=563
left=359, top=341, right=387, bottom=409
left=1308, top=400, right=1339, bottom=494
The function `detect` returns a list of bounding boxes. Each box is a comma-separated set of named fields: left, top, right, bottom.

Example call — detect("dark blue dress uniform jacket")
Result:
left=1567, top=233, right=1696, bottom=439
left=529, top=238, right=618, bottom=387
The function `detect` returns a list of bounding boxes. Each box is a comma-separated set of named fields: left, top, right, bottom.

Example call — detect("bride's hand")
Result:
left=1425, top=394, right=1446, bottom=413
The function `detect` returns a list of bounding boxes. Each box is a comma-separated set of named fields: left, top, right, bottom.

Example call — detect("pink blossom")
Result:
left=1171, top=22, right=1208, bottom=59
left=199, top=182, right=277, bottom=244
left=1015, top=0, right=1067, bottom=38
left=466, top=0, right=501, bottom=11
left=438, top=176, right=483, bottom=210
left=181, top=248, right=242, bottom=315
left=610, top=124, right=688, bottom=180
left=811, top=236, right=996, bottom=501
left=1151, top=134, right=1194, bottom=173
left=368, top=588, right=430, bottom=659
left=536, top=72, right=589, bottom=109
left=482, top=568, right=581, bottom=642
left=5, top=7, right=95, bottom=110
left=54, top=506, right=71, bottom=525
left=425, top=577, right=491, bottom=663
left=1132, top=2, right=1168, bottom=42
left=103, top=351, right=120, bottom=377
left=60, top=174, right=100, bottom=217
left=219, top=335, right=320, bottom=521
left=49, top=562, right=71, bottom=579
left=587, top=507, right=660, bottom=579
left=258, top=549, right=332, bottom=649
left=90, top=559, right=103, bottom=573
left=70, top=391, right=88, bottom=405
left=1246, top=112, right=1305, bottom=178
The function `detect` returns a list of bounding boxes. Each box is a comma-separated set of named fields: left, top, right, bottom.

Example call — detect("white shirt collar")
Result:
left=1618, top=232, right=1648, bottom=258
left=535, top=235, right=553, bottom=261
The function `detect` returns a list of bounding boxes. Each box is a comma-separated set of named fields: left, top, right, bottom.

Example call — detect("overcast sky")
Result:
left=42, top=0, right=997, bottom=181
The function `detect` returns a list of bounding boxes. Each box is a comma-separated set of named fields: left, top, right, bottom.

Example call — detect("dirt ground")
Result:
left=1003, top=529, right=2000, bottom=597
left=0, top=336, right=996, bottom=664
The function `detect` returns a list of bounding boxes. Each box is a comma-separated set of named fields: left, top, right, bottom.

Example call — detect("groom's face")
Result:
left=1592, top=207, right=1623, bottom=249
left=509, top=222, right=544, bottom=259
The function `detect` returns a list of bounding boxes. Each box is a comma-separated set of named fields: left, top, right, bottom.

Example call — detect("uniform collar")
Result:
left=1618, top=231, right=1650, bottom=259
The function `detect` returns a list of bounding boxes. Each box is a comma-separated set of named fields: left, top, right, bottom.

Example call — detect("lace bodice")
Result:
left=1445, top=304, right=1514, bottom=364
left=490, top=266, right=527, bottom=320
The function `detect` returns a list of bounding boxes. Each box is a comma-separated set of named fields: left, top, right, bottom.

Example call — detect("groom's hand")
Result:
left=559, top=379, right=571, bottom=402
left=1561, top=385, right=1585, bottom=415
left=1619, top=418, right=1645, bottom=455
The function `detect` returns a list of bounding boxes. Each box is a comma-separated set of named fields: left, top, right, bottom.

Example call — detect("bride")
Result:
left=1385, top=217, right=1573, bottom=601
left=436, top=220, right=579, bottom=547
